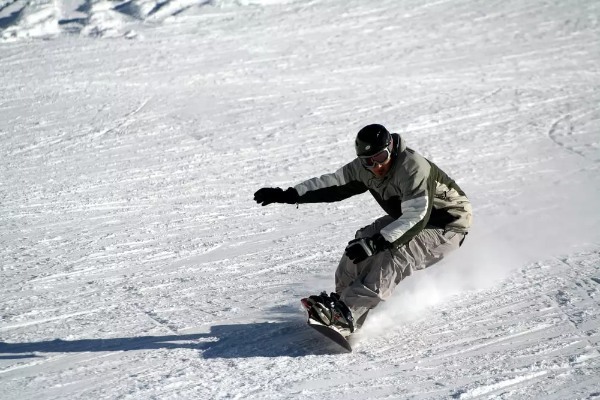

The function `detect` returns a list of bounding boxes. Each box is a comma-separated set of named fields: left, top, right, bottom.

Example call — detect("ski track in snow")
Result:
left=1, top=0, right=600, bottom=399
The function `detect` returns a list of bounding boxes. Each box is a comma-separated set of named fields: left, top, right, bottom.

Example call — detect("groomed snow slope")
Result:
left=1, top=0, right=600, bottom=399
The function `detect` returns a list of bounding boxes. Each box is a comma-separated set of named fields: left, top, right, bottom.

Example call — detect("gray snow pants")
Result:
left=335, top=215, right=466, bottom=319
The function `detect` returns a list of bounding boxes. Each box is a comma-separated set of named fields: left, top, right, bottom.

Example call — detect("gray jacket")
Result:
left=293, top=134, right=472, bottom=247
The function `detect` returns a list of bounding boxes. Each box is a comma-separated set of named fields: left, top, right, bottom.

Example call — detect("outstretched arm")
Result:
left=254, top=160, right=368, bottom=206
left=293, top=161, right=368, bottom=203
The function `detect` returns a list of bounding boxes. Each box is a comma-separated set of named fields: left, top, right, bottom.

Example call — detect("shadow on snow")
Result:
left=0, top=320, right=346, bottom=359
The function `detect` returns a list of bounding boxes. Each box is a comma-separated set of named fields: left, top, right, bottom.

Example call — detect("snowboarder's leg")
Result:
left=338, top=226, right=465, bottom=321
left=339, top=247, right=401, bottom=321
left=334, top=216, right=396, bottom=322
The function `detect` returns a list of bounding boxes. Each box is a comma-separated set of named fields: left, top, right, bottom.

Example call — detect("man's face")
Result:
left=358, top=138, right=394, bottom=178
left=369, top=157, right=393, bottom=178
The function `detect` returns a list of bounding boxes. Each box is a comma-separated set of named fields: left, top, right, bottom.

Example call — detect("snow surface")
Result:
left=1, top=0, right=600, bottom=398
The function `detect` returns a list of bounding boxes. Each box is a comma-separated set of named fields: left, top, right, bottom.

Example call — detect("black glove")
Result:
left=345, top=233, right=391, bottom=264
left=253, top=187, right=299, bottom=206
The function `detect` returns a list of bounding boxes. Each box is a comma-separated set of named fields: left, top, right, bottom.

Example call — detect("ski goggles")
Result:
left=358, top=145, right=392, bottom=168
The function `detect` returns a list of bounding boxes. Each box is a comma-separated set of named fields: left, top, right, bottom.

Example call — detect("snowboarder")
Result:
left=253, top=124, right=472, bottom=335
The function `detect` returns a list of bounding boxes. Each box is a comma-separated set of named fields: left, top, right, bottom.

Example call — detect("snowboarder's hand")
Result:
left=253, top=187, right=299, bottom=206
left=345, top=234, right=391, bottom=264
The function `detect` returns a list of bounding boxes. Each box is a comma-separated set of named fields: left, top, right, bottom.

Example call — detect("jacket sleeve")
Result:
left=379, top=156, right=434, bottom=246
left=293, top=161, right=368, bottom=203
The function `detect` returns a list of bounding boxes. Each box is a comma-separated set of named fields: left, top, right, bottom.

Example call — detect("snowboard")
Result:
left=306, top=317, right=352, bottom=352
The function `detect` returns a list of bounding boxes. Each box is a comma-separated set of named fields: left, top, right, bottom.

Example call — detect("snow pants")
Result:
left=335, top=215, right=466, bottom=319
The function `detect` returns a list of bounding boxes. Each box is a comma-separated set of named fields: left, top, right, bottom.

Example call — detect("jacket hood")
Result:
left=391, top=133, right=406, bottom=156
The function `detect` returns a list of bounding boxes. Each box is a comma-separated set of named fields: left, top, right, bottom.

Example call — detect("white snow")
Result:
left=1, top=0, right=600, bottom=398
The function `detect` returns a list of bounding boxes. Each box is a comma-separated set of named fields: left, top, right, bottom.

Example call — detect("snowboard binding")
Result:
left=301, top=292, right=355, bottom=334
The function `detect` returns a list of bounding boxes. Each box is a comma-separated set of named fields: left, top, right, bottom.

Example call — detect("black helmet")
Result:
left=355, top=124, right=391, bottom=156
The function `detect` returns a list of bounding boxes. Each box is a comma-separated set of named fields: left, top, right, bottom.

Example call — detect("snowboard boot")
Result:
left=301, top=292, right=355, bottom=334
